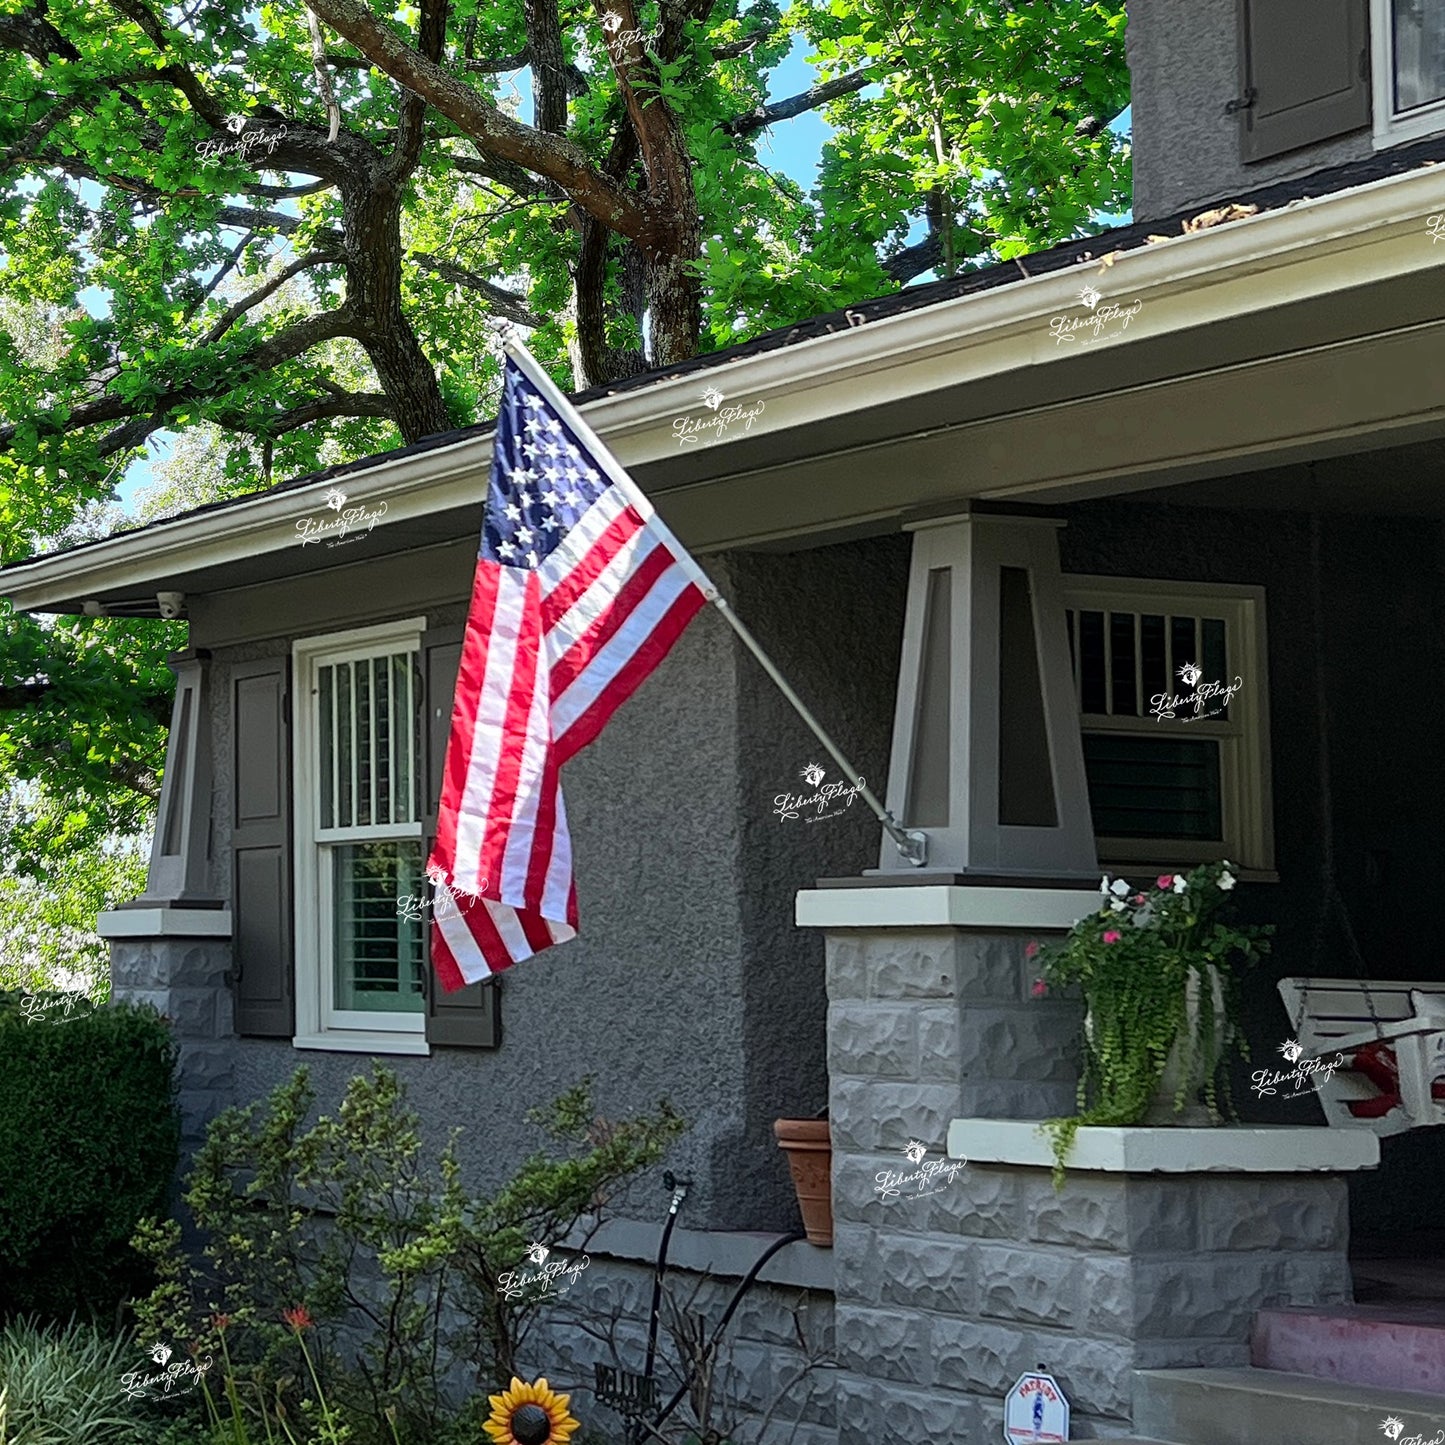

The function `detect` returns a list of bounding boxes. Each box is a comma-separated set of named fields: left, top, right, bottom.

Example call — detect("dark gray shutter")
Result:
left=231, top=656, right=294, bottom=1036
left=421, top=622, right=501, bottom=1049
left=1237, top=0, right=1369, bottom=161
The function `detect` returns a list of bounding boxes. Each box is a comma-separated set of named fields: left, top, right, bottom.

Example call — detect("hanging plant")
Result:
left=1031, top=860, right=1272, bottom=1186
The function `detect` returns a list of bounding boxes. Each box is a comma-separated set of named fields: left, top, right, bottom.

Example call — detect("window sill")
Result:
left=293, top=1032, right=431, bottom=1057
left=1372, top=113, right=1445, bottom=150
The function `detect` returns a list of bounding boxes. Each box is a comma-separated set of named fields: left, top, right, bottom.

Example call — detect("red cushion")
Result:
left=1344, top=1041, right=1401, bottom=1118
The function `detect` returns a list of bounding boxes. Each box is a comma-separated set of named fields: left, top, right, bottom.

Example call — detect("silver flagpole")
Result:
left=499, top=334, right=929, bottom=868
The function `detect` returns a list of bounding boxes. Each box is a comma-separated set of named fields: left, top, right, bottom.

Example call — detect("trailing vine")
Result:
left=1031, top=861, right=1272, bottom=1187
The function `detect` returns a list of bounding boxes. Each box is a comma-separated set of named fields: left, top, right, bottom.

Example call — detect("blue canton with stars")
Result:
left=482, top=359, right=608, bottom=570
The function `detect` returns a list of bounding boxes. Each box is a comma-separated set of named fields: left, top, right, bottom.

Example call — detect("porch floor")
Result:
left=1352, top=1229, right=1445, bottom=1302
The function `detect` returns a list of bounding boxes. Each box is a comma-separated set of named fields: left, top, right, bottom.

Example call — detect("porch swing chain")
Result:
left=1300, top=508, right=1383, bottom=1047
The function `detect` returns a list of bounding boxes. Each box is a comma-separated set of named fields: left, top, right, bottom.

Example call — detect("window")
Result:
left=1373, top=0, right=1445, bottom=146
left=1060, top=578, right=1273, bottom=872
left=293, top=619, right=429, bottom=1053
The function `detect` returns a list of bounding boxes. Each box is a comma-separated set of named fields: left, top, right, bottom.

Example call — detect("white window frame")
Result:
left=1059, top=576, right=1274, bottom=875
left=1371, top=0, right=1445, bottom=148
left=292, top=617, right=431, bottom=1056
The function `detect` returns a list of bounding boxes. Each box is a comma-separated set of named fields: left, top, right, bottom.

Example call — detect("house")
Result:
left=6, top=2, right=1445, bottom=1440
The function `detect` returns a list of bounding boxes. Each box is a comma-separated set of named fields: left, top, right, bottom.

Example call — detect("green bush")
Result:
left=134, top=1064, right=683, bottom=1445
left=0, top=1000, right=179, bottom=1322
left=0, top=1316, right=145, bottom=1445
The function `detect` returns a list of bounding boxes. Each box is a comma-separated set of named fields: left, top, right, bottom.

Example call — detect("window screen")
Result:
left=317, top=650, right=420, bottom=830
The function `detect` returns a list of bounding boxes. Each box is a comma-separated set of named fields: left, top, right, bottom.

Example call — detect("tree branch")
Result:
left=305, top=0, right=651, bottom=239
left=0, top=307, right=360, bottom=455
left=214, top=390, right=394, bottom=436
left=410, top=253, right=541, bottom=326
left=723, top=68, right=874, bottom=137
left=201, top=250, right=338, bottom=345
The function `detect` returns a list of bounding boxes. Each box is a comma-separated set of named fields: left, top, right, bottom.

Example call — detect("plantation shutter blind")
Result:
left=1237, top=0, right=1370, bottom=161
left=231, top=655, right=294, bottom=1036
left=421, top=622, right=501, bottom=1049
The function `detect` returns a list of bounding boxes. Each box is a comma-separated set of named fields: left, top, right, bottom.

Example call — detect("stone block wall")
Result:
left=824, top=922, right=1355, bottom=1440
left=110, top=933, right=237, bottom=1158
left=526, top=1253, right=836, bottom=1445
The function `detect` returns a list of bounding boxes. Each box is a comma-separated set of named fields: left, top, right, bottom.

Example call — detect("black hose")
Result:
left=649, top=1228, right=806, bottom=1431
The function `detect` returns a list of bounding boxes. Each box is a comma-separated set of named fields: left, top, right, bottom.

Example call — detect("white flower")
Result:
left=1218, top=870, right=1237, bottom=891
left=1110, top=878, right=1130, bottom=897
left=1172, top=875, right=1188, bottom=894
left=1109, top=897, right=1127, bottom=913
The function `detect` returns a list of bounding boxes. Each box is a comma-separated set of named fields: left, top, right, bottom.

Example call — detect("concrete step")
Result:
left=1133, top=1366, right=1445, bottom=1445
left=1254, top=1304, right=1445, bottom=1393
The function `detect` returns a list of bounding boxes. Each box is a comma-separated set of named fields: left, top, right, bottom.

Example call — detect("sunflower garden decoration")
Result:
left=483, top=1377, right=580, bottom=1445
left=1031, top=860, right=1271, bottom=1185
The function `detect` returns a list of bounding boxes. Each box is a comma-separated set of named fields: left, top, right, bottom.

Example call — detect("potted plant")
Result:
left=1032, top=860, right=1271, bottom=1184
left=773, top=1108, right=832, bottom=1247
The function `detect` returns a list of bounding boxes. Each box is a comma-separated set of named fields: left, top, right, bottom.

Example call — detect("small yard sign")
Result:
left=1003, top=1370, right=1070, bottom=1443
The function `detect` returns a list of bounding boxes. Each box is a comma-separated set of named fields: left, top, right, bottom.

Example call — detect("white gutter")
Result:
left=5, top=160, right=1444, bottom=613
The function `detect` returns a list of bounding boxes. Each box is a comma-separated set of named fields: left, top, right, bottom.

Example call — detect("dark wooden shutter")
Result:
left=421, top=622, right=501, bottom=1048
left=231, top=656, right=294, bottom=1036
left=1237, top=0, right=1369, bottom=161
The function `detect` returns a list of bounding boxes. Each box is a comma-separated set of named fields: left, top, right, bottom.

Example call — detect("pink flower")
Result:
left=1156, top=875, right=1174, bottom=890
left=1131, top=893, right=1146, bottom=904
left=1024, top=940, right=1040, bottom=960
left=1030, top=979, right=1048, bottom=998
left=1102, top=930, right=1122, bottom=944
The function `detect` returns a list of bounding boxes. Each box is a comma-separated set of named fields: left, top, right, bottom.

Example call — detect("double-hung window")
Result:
left=1060, top=577, right=1274, bottom=873
left=293, top=619, right=429, bottom=1053
left=1373, top=0, right=1445, bottom=146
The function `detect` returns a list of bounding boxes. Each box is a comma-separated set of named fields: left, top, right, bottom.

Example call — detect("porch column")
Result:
left=102, top=646, right=234, bottom=1158
left=880, top=505, right=1096, bottom=876
left=799, top=889, right=1378, bottom=1442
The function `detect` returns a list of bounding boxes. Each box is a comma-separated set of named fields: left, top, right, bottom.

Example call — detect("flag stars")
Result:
left=541, top=488, right=560, bottom=506
left=526, top=549, right=539, bottom=566
left=541, top=516, right=560, bottom=531
left=498, top=540, right=518, bottom=560
left=563, top=488, right=582, bottom=506
left=504, top=501, right=522, bottom=522
left=516, top=525, right=534, bottom=544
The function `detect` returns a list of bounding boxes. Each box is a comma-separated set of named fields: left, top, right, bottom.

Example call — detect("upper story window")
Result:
left=1374, top=0, right=1445, bottom=144
left=293, top=618, right=429, bottom=1052
left=1061, top=577, right=1274, bottom=874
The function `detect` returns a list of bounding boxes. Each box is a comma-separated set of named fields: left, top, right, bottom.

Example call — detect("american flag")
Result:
left=428, top=348, right=716, bottom=990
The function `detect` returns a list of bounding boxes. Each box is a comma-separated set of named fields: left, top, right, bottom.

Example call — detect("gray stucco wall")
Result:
left=203, top=535, right=908, bottom=1237
left=1127, top=0, right=1373, bottom=220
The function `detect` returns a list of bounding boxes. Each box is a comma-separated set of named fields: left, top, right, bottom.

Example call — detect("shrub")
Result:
left=133, top=1065, right=682, bottom=1445
left=0, top=1000, right=179, bottom=1322
left=0, top=1316, right=144, bottom=1445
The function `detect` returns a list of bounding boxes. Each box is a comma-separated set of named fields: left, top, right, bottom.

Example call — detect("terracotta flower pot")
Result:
left=773, top=1118, right=833, bottom=1247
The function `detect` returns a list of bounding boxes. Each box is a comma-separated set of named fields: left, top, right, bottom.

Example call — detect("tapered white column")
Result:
left=881, top=508, right=1097, bottom=875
